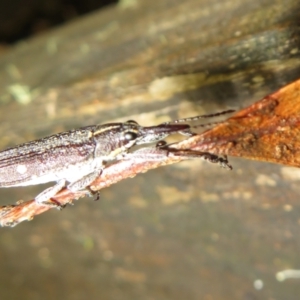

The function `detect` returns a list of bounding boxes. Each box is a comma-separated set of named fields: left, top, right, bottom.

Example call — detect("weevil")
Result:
left=0, top=110, right=234, bottom=208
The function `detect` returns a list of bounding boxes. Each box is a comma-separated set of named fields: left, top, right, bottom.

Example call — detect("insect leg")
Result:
left=166, top=148, right=232, bottom=170
left=35, top=179, right=66, bottom=208
left=155, top=142, right=231, bottom=169
left=124, top=146, right=232, bottom=170
left=67, top=169, right=103, bottom=198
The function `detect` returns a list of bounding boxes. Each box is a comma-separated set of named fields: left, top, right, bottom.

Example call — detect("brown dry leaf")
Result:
left=186, top=79, right=300, bottom=167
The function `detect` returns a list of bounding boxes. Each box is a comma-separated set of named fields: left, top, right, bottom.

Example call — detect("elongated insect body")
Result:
left=0, top=110, right=233, bottom=207
left=0, top=120, right=192, bottom=206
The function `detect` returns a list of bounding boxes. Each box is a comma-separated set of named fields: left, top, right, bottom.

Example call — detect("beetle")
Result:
left=0, top=110, right=233, bottom=207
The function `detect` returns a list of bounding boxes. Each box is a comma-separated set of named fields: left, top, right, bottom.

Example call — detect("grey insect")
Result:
left=0, top=111, right=233, bottom=207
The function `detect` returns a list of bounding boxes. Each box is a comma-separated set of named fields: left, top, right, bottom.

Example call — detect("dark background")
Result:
left=0, top=0, right=116, bottom=44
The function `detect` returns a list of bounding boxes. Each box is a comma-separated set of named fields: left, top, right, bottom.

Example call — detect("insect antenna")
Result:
left=176, top=119, right=232, bottom=137
left=164, top=109, right=235, bottom=125
left=190, top=119, right=230, bottom=130
left=159, top=109, right=235, bottom=137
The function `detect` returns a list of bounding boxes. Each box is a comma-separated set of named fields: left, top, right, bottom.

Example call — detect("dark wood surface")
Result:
left=0, top=0, right=300, bottom=299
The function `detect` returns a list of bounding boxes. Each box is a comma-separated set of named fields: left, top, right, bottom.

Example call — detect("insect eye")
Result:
left=126, top=120, right=138, bottom=125
left=156, top=140, right=167, bottom=148
left=124, top=131, right=138, bottom=141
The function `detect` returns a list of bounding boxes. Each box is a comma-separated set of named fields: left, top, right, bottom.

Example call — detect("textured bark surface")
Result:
left=0, top=0, right=300, bottom=299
